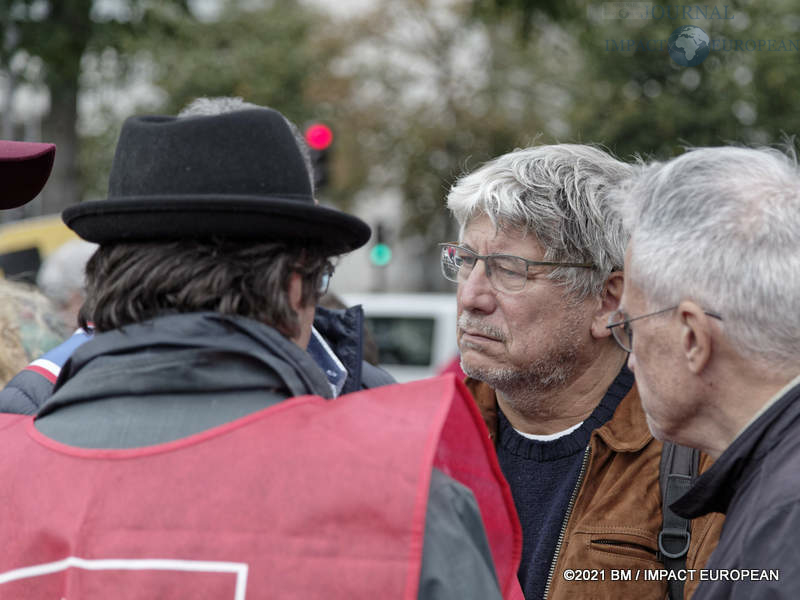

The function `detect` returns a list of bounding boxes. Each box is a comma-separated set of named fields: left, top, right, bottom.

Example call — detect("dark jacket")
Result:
left=35, top=312, right=503, bottom=600
left=312, top=305, right=395, bottom=392
left=0, top=328, right=92, bottom=415
left=672, top=378, right=800, bottom=599
left=0, top=305, right=392, bottom=415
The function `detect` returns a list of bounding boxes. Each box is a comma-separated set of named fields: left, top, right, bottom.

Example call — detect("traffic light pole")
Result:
left=370, top=222, right=392, bottom=291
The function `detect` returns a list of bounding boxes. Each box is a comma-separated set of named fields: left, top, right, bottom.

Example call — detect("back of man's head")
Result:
left=68, top=98, right=369, bottom=337
left=618, top=145, right=800, bottom=371
left=446, top=144, right=634, bottom=301
left=81, top=238, right=331, bottom=338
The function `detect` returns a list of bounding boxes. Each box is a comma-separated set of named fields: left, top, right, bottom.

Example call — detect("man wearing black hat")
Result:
left=0, top=106, right=521, bottom=599
left=0, top=97, right=393, bottom=413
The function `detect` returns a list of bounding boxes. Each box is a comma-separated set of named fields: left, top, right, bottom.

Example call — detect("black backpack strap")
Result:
left=659, top=442, right=699, bottom=600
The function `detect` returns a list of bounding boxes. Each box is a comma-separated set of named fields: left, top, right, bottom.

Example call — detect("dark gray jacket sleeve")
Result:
left=359, top=362, right=395, bottom=389
left=419, top=468, right=503, bottom=600
left=0, top=371, right=53, bottom=415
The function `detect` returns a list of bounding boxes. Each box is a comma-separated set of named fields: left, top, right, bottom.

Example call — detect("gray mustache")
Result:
left=457, top=313, right=506, bottom=342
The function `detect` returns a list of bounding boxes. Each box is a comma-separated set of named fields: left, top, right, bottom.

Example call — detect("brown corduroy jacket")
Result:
left=466, top=378, right=725, bottom=600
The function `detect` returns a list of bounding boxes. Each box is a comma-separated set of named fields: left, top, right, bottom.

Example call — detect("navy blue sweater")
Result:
left=496, top=367, right=634, bottom=599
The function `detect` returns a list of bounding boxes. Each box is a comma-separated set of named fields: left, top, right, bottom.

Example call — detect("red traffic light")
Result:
left=304, top=123, right=333, bottom=151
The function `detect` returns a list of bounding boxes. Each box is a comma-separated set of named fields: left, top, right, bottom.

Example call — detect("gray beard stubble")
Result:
left=458, top=310, right=583, bottom=419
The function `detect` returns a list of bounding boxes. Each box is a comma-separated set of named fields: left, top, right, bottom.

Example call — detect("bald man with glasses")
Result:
left=441, top=145, right=723, bottom=600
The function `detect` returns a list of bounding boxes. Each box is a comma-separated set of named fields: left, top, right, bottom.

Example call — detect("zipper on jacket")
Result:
left=592, top=539, right=659, bottom=557
left=542, top=445, right=591, bottom=599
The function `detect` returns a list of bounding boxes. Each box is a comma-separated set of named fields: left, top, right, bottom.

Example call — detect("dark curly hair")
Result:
left=80, top=238, right=331, bottom=338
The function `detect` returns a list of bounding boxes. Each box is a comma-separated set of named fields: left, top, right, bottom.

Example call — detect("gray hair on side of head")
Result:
left=446, top=144, right=635, bottom=300
left=616, top=144, right=800, bottom=369
left=36, top=239, right=98, bottom=307
left=177, top=96, right=315, bottom=193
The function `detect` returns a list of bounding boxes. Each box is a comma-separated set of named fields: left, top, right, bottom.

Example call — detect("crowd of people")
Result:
left=0, top=97, right=797, bottom=599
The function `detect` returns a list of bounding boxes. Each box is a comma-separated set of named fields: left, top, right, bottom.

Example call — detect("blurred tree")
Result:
left=79, top=0, right=351, bottom=203
left=470, top=0, right=800, bottom=160
left=150, top=0, right=337, bottom=117
left=566, top=0, right=800, bottom=160
left=0, top=0, right=191, bottom=217
left=320, top=0, right=567, bottom=288
left=472, top=0, right=582, bottom=37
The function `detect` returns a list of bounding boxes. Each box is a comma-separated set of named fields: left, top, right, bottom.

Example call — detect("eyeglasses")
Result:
left=606, top=306, right=723, bottom=353
left=292, top=260, right=335, bottom=296
left=439, top=242, right=594, bottom=294
left=317, top=262, right=335, bottom=296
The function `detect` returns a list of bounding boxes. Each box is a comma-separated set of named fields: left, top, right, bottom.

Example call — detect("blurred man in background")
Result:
left=0, top=237, right=99, bottom=414
left=36, top=238, right=98, bottom=329
left=613, top=145, right=800, bottom=599
left=0, top=278, right=68, bottom=385
left=442, top=144, right=722, bottom=599
left=0, top=105, right=520, bottom=598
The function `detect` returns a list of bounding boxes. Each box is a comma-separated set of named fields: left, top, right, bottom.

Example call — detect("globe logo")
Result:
left=668, top=25, right=710, bottom=67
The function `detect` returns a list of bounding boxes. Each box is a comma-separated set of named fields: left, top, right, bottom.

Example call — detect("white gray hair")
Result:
left=617, top=145, right=800, bottom=368
left=177, top=96, right=315, bottom=192
left=177, top=96, right=261, bottom=117
left=36, top=239, right=98, bottom=308
left=447, top=144, right=635, bottom=300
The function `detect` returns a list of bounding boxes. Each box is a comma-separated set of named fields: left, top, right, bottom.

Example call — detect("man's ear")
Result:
left=678, top=300, right=713, bottom=374
left=591, top=271, right=623, bottom=339
left=288, top=271, right=305, bottom=313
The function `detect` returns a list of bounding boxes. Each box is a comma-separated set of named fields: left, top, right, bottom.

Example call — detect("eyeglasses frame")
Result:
left=317, top=261, right=335, bottom=296
left=606, top=305, right=723, bottom=353
left=293, top=260, right=336, bottom=297
left=439, top=242, right=594, bottom=294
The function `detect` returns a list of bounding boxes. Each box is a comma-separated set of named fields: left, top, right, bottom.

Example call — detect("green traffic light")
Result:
left=370, top=243, right=392, bottom=266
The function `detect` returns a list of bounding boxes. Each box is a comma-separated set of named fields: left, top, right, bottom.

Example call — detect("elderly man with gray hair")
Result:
left=441, top=144, right=723, bottom=599
left=612, top=145, right=800, bottom=599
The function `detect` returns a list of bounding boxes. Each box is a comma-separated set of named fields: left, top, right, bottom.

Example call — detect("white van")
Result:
left=341, top=293, right=459, bottom=383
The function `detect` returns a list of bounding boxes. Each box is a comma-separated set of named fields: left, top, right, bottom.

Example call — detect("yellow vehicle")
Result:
left=0, top=215, right=78, bottom=282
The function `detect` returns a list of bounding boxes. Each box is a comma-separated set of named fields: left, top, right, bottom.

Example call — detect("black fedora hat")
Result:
left=0, top=140, right=56, bottom=209
left=62, top=108, right=371, bottom=254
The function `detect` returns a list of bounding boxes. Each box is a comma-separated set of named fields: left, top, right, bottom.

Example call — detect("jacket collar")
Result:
left=466, top=369, right=650, bottom=453
left=41, top=312, right=334, bottom=419
left=313, top=305, right=364, bottom=395
left=672, top=378, right=800, bottom=518
left=594, top=383, right=651, bottom=453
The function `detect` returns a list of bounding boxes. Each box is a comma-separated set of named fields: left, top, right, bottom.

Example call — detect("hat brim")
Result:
left=63, top=196, right=372, bottom=255
left=0, top=141, right=56, bottom=209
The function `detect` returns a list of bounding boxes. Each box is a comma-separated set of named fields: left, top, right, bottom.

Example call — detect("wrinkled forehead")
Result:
left=460, top=211, right=533, bottom=243
left=460, top=213, right=547, bottom=257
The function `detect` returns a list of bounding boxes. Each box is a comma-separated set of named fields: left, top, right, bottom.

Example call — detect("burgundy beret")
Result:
left=0, top=140, right=56, bottom=209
